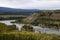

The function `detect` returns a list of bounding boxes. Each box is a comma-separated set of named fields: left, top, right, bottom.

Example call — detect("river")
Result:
left=0, top=20, right=60, bottom=35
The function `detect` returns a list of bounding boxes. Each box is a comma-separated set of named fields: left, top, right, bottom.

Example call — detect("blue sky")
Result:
left=0, top=0, right=60, bottom=10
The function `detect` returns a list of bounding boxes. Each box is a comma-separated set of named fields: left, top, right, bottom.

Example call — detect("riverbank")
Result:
left=0, top=20, right=60, bottom=35
left=0, top=20, right=60, bottom=40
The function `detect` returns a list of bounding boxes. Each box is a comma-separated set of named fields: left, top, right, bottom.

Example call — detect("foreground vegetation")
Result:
left=0, top=31, right=60, bottom=40
left=0, top=23, right=16, bottom=33
left=0, top=23, right=60, bottom=40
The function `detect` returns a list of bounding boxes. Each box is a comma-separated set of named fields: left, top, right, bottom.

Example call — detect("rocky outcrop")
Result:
left=50, top=13, right=60, bottom=19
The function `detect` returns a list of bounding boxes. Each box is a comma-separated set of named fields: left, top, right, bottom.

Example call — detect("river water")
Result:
left=0, top=20, right=60, bottom=35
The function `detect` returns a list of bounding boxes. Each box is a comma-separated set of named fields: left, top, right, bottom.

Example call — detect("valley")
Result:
left=0, top=9, right=60, bottom=40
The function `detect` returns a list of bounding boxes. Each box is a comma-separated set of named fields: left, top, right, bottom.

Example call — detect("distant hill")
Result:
left=0, top=7, right=39, bottom=15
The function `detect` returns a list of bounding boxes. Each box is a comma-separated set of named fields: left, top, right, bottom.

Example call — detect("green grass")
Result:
left=0, top=23, right=16, bottom=33
left=0, top=31, right=60, bottom=40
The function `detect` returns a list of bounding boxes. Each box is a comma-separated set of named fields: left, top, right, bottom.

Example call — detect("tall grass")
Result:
left=0, top=31, right=60, bottom=40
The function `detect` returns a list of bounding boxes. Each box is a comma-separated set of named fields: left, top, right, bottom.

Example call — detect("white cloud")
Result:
left=0, top=0, right=60, bottom=9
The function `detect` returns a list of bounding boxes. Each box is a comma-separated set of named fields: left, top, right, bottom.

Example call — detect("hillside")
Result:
left=22, top=10, right=60, bottom=29
left=0, top=7, right=39, bottom=15
left=22, top=13, right=40, bottom=23
left=50, top=13, right=60, bottom=19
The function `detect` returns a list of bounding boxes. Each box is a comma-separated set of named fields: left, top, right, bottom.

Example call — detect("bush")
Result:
left=0, top=23, right=16, bottom=33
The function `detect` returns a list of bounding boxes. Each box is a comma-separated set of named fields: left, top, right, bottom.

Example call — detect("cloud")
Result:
left=0, top=0, right=60, bottom=9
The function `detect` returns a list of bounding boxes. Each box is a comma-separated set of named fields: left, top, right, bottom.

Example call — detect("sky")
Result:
left=0, top=0, right=60, bottom=10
